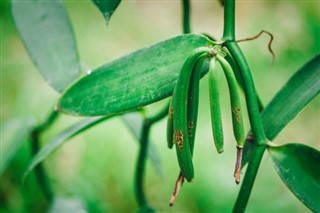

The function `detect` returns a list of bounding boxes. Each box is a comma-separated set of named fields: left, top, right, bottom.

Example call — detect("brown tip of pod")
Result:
left=234, top=146, right=243, bottom=185
left=169, top=172, right=184, bottom=206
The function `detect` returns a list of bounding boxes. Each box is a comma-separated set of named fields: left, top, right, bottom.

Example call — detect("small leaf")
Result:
left=24, top=116, right=111, bottom=178
left=58, top=34, right=211, bottom=116
left=91, top=0, right=121, bottom=24
left=242, top=55, right=320, bottom=167
left=122, top=113, right=163, bottom=177
left=268, top=143, right=320, bottom=212
left=11, top=0, right=81, bottom=92
left=0, top=118, right=34, bottom=174
left=23, top=112, right=161, bottom=178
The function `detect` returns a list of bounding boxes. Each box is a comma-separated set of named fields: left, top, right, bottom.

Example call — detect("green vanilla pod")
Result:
left=169, top=56, right=209, bottom=206
left=208, top=58, right=224, bottom=153
left=216, top=54, right=245, bottom=147
left=187, top=56, right=207, bottom=155
left=167, top=97, right=174, bottom=149
left=217, top=53, right=246, bottom=184
left=173, top=47, right=212, bottom=182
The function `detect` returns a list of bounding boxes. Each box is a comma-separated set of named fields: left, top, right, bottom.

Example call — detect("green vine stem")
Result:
left=135, top=102, right=170, bottom=207
left=182, top=0, right=191, bottom=34
left=135, top=118, right=151, bottom=207
left=222, top=0, right=235, bottom=41
left=222, top=0, right=267, bottom=143
left=222, top=1, right=265, bottom=142
left=226, top=42, right=268, bottom=211
left=30, top=110, right=59, bottom=202
left=221, top=0, right=269, bottom=211
left=226, top=41, right=267, bottom=143
left=31, top=129, right=53, bottom=202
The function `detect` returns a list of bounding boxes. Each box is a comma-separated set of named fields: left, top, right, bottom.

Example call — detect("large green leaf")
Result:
left=0, top=118, right=34, bottom=174
left=268, top=143, right=320, bottom=212
left=91, top=0, right=121, bottom=24
left=122, top=113, right=163, bottom=177
left=242, top=55, right=320, bottom=167
left=58, top=34, right=211, bottom=116
left=11, top=0, right=80, bottom=92
left=262, top=54, right=320, bottom=140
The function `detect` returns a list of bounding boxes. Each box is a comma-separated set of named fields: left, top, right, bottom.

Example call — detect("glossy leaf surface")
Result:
left=91, top=0, right=121, bottom=24
left=122, top=113, right=163, bottom=177
left=268, top=143, right=320, bottom=212
left=242, top=55, right=320, bottom=167
left=58, top=34, right=211, bottom=116
left=262, top=54, right=320, bottom=140
left=0, top=118, right=34, bottom=174
left=11, top=0, right=80, bottom=92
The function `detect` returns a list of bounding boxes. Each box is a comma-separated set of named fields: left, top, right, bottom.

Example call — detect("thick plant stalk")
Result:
left=182, top=0, right=191, bottom=34
left=222, top=0, right=235, bottom=41
left=222, top=0, right=268, bottom=211
left=226, top=41, right=267, bottom=144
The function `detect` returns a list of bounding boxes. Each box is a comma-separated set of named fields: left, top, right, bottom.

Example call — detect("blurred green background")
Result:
left=1, top=0, right=319, bottom=212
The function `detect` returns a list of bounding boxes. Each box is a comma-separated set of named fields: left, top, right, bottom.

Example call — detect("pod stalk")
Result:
left=234, top=146, right=243, bottom=184
left=169, top=172, right=185, bottom=206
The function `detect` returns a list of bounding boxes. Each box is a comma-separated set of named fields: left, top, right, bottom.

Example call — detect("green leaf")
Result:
left=122, top=113, right=163, bottom=177
left=91, top=0, right=121, bottom=24
left=0, top=118, right=34, bottom=174
left=262, top=54, right=320, bottom=140
left=268, top=143, right=320, bottom=212
left=11, top=0, right=81, bottom=92
left=23, top=116, right=111, bottom=178
left=242, top=55, right=320, bottom=167
left=23, top=112, right=162, bottom=178
left=58, top=34, right=211, bottom=116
